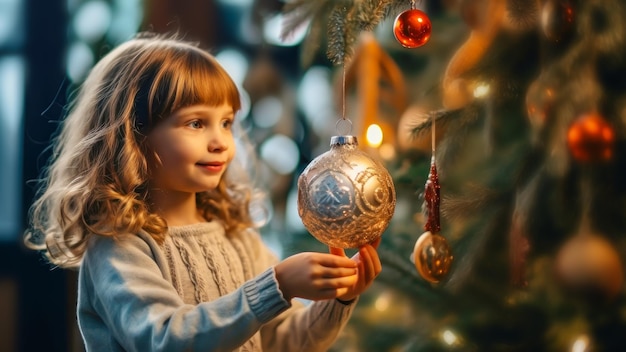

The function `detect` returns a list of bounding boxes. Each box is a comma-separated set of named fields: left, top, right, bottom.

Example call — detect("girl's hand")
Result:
left=329, top=238, right=382, bottom=302
left=274, top=252, right=358, bottom=301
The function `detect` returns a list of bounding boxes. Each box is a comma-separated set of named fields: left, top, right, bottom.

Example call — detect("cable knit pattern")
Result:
left=230, top=233, right=254, bottom=281
left=162, top=243, right=183, bottom=297
left=171, top=236, right=209, bottom=304
left=77, top=221, right=357, bottom=352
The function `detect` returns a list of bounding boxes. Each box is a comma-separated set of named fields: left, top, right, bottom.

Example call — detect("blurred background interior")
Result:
left=5, top=0, right=626, bottom=351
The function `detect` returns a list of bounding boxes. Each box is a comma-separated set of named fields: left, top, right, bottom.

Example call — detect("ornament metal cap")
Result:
left=330, top=135, right=358, bottom=146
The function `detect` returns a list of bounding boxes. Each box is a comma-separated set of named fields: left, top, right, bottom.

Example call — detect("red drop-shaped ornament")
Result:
left=393, top=9, right=432, bottom=48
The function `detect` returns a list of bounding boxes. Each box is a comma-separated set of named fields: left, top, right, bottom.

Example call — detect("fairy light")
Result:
left=374, top=292, right=391, bottom=312
left=473, top=82, right=490, bottom=98
left=366, top=123, right=383, bottom=148
left=572, top=335, right=590, bottom=352
left=442, top=329, right=458, bottom=345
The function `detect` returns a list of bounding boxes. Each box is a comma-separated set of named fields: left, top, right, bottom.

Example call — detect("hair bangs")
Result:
left=148, top=48, right=241, bottom=125
left=188, top=53, right=242, bottom=112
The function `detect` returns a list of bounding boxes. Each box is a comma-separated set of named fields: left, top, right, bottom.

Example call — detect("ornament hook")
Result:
left=335, top=63, right=353, bottom=136
left=336, top=118, right=353, bottom=136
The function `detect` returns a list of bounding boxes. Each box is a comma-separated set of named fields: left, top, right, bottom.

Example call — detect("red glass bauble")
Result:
left=567, top=112, right=615, bottom=163
left=393, top=9, right=432, bottom=48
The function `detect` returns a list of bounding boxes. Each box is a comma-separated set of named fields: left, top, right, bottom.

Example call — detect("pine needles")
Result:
left=281, top=0, right=402, bottom=66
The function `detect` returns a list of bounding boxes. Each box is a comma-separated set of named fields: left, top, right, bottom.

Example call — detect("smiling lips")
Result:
left=197, top=161, right=225, bottom=172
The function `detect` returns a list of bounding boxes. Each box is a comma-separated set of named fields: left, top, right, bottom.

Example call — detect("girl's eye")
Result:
left=222, top=119, right=233, bottom=129
left=188, top=120, right=202, bottom=129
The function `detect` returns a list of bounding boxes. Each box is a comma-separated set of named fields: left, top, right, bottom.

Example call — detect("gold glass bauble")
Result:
left=555, top=234, right=623, bottom=301
left=297, top=136, right=396, bottom=248
left=413, top=231, right=453, bottom=283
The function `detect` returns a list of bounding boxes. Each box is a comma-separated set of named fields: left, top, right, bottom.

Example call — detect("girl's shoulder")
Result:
left=84, top=231, right=155, bottom=261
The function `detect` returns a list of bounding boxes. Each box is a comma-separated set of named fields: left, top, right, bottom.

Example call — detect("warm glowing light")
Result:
left=572, top=335, right=589, bottom=352
left=366, top=124, right=383, bottom=148
left=473, top=83, right=490, bottom=98
left=442, top=329, right=458, bottom=346
left=374, top=293, right=391, bottom=312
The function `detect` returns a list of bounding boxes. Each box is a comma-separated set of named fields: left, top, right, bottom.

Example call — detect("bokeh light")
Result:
left=260, top=134, right=300, bottom=175
left=263, top=14, right=308, bottom=47
left=73, top=1, right=112, bottom=43
left=298, top=66, right=335, bottom=137
left=252, top=96, right=283, bottom=129
left=216, top=48, right=250, bottom=87
left=66, top=41, right=94, bottom=82
left=366, top=124, right=384, bottom=148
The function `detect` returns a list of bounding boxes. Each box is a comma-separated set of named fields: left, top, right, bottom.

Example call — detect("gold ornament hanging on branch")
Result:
left=412, top=115, right=453, bottom=283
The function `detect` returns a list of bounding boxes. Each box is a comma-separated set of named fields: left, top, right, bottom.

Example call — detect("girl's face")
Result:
left=146, top=102, right=236, bottom=194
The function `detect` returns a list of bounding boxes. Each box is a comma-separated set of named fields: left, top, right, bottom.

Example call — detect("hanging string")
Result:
left=342, top=65, right=346, bottom=121
left=336, top=64, right=352, bottom=136
left=431, top=111, right=436, bottom=153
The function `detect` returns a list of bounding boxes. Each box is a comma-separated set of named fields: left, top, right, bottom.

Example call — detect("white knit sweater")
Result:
left=77, top=221, right=356, bottom=351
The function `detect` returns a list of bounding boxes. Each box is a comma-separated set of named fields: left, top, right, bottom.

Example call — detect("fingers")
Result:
left=311, top=275, right=358, bottom=301
left=360, top=244, right=382, bottom=281
left=318, top=287, right=351, bottom=300
left=314, top=265, right=357, bottom=278
left=278, top=248, right=382, bottom=302
left=335, top=287, right=349, bottom=298
left=304, top=252, right=358, bottom=279
left=316, top=275, right=358, bottom=289
left=369, top=237, right=382, bottom=249
left=316, top=252, right=356, bottom=269
left=329, top=246, right=347, bottom=257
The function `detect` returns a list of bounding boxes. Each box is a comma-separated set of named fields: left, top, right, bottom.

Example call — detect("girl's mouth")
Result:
left=197, top=162, right=224, bottom=172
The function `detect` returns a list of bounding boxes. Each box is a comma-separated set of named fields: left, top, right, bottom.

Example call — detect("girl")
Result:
left=25, top=33, right=382, bottom=352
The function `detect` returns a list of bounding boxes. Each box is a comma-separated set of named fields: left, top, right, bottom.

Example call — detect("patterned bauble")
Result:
left=566, top=112, right=615, bottom=163
left=413, top=231, right=453, bottom=283
left=297, top=136, right=396, bottom=248
left=393, top=9, right=432, bottom=48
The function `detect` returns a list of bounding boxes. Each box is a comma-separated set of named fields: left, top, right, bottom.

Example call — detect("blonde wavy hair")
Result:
left=25, top=33, right=265, bottom=268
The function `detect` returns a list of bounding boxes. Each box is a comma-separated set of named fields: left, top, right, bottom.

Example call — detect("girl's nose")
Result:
left=208, top=131, right=229, bottom=152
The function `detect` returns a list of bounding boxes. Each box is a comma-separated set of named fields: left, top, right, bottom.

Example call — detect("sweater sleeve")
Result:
left=260, top=298, right=357, bottom=352
left=247, top=234, right=358, bottom=352
left=77, top=234, right=290, bottom=352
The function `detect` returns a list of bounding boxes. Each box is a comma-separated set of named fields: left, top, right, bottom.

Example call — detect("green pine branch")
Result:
left=281, top=0, right=406, bottom=66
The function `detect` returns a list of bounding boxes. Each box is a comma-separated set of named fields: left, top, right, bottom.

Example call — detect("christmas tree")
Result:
left=256, top=0, right=626, bottom=350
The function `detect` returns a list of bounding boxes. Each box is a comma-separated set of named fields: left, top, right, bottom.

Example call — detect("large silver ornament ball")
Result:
left=297, top=136, right=396, bottom=248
